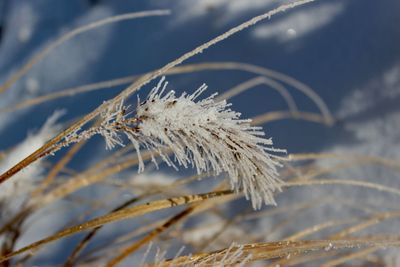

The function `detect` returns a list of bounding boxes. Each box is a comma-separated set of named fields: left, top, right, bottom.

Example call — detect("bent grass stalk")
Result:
left=217, top=76, right=299, bottom=112
left=284, top=179, right=400, bottom=197
left=0, top=61, right=331, bottom=126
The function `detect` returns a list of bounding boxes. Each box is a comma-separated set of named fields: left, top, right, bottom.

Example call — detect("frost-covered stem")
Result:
left=117, top=0, right=316, bottom=102
left=0, top=0, right=315, bottom=186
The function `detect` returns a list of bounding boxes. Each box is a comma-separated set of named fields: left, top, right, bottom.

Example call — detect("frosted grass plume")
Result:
left=67, top=77, right=285, bottom=209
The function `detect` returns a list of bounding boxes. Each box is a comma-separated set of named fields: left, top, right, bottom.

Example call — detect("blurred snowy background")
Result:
left=0, top=0, right=400, bottom=266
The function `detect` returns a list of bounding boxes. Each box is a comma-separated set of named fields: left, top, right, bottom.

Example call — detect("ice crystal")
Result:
left=68, top=77, right=285, bottom=209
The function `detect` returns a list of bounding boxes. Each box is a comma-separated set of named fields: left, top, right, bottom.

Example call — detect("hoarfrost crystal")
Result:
left=72, top=77, right=285, bottom=209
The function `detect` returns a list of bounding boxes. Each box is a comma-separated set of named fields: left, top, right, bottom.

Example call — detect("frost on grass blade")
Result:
left=133, top=78, right=286, bottom=209
left=68, top=77, right=286, bottom=209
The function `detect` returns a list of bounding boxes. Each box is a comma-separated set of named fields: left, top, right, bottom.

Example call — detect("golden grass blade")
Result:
left=320, top=247, right=380, bottom=267
left=252, top=110, right=328, bottom=125
left=216, top=76, right=298, bottom=112
left=0, top=190, right=233, bottom=263
left=285, top=179, right=400, bottom=197
left=332, top=212, right=400, bottom=239
left=285, top=220, right=357, bottom=241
